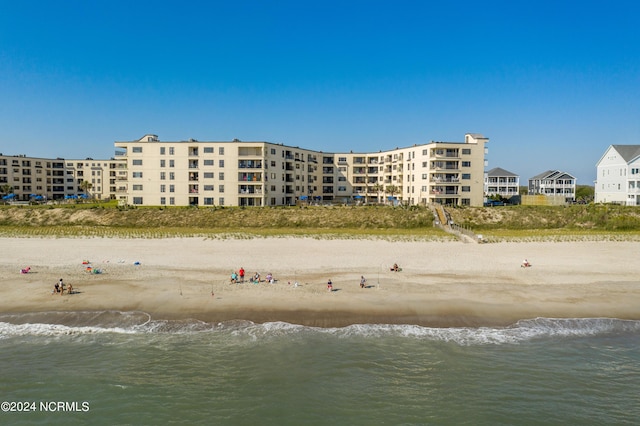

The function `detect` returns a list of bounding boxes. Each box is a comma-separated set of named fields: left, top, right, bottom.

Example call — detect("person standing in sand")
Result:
left=327, top=279, right=333, bottom=292
left=360, top=276, right=366, bottom=288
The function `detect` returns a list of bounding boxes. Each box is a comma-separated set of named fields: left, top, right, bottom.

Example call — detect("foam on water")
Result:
left=1, top=311, right=638, bottom=345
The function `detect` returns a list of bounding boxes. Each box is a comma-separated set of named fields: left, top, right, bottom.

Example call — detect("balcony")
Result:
left=239, top=185, right=263, bottom=195
left=239, top=172, right=262, bottom=182
left=238, top=160, right=263, bottom=169
left=431, top=149, right=459, bottom=158
left=430, top=161, right=459, bottom=170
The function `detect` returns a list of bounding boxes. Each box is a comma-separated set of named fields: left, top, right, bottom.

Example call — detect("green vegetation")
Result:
left=1, top=203, right=638, bottom=241
left=448, top=204, right=640, bottom=239
left=0, top=204, right=446, bottom=240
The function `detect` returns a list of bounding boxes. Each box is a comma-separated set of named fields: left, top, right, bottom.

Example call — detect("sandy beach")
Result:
left=2, top=237, right=639, bottom=327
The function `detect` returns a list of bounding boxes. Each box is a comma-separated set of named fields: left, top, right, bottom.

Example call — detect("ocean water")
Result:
left=0, top=312, right=638, bottom=425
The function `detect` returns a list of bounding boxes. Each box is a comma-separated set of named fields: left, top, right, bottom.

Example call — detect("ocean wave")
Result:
left=1, top=312, right=639, bottom=344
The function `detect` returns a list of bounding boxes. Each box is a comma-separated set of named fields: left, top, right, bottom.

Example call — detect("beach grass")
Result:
left=1, top=203, right=639, bottom=241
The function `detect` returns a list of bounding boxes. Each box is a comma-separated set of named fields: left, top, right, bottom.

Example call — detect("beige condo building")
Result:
left=0, top=154, right=125, bottom=202
left=113, top=133, right=488, bottom=207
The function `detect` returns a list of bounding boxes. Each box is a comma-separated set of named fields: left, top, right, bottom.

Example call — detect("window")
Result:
left=133, top=197, right=143, bottom=205
left=338, top=157, right=347, bottom=163
left=204, top=197, right=214, bottom=205
left=219, top=160, right=225, bottom=168
left=170, top=197, right=175, bottom=205
left=219, top=185, right=224, bottom=193
left=219, top=147, right=224, bottom=155
left=204, top=160, right=214, bottom=166
left=338, top=186, right=346, bottom=191
left=462, top=161, right=471, bottom=167
left=169, top=147, right=175, bottom=155
left=160, top=185, right=166, bottom=193
left=218, top=197, right=224, bottom=206
left=203, top=172, right=214, bottom=179
left=169, top=172, right=175, bottom=180
left=160, top=172, right=166, bottom=180
left=160, top=147, right=165, bottom=155
left=270, top=148, right=276, bottom=154
left=169, top=185, right=175, bottom=193
left=160, top=197, right=166, bottom=205
left=461, top=198, right=470, bottom=206
left=204, top=185, right=214, bottom=191
left=462, top=149, right=471, bottom=155
left=132, top=172, right=143, bottom=178
left=203, top=147, right=214, bottom=153
left=270, top=160, right=276, bottom=167
left=219, top=172, right=224, bottom=180
left=132, top=147, right=143, bottom=153
left=461, top=186, right=470, bottom=192
left=133, top=185, right=143, bottom=191
left=462, top=173, right=471, bottom=179
left=169, top=160, right=175, bottom=168
left=422, top=174, right=428, bottom=179
left=132, top=159, right=143, bottom=166
left=160, top=160, right=166, bottom=167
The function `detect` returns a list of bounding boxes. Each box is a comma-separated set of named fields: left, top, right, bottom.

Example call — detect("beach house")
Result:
left=527, top=170, right=576, bottom=203
left=594, top=144, right=640, bottom=205
left=484, top=167, right=519, bottom=199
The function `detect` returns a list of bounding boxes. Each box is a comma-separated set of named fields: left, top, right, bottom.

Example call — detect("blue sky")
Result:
left=1, top=0, right=638, bottom=185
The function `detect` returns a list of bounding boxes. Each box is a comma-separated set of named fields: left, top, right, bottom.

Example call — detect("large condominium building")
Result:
left=0, top=154, right=125, bottom=202
left=113, top=133, right=488, bottom=207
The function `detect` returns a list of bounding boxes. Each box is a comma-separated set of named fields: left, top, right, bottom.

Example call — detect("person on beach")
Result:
left=239, top=267, right=245, bottom=283
left=252, top=272, right=260, bottom=283
left=266, top=272, right=274, bottom=283
left=67, top=283, right=74, bottom=294
left=360, top=276, right=366, bottom=288
left=327, top=279, right=333, bottom=292
left=230, top=271, right=238, bottom=283
left=522, top=259, right=531, bottom=268
left=59, top=279, right=65, bottom=295
left=391, top=263, right=399, bottom=272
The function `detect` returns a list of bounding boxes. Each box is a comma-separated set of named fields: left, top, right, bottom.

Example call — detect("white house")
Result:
left=484, top=167, right=519, bottom=198
left=528, top=170, right=576, bottom=202
left=595, top=145, right=640, bottom=205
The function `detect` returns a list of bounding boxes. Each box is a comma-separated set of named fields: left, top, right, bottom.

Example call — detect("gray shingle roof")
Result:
left=612, top=145, right=640, bottom=162
left=529, top=170, right=576, bottom=180
left=486, top=167, right=518, bottom=177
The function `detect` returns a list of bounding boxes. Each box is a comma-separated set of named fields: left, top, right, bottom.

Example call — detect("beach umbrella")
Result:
left=3, top=193, right=16, bottom=200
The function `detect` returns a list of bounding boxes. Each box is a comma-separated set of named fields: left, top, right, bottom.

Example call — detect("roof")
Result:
left=486, top=167, right=518, bottom=177
left=529, top=170, right=576, bottom=180
left=612, top=145, right=640, bottom=163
